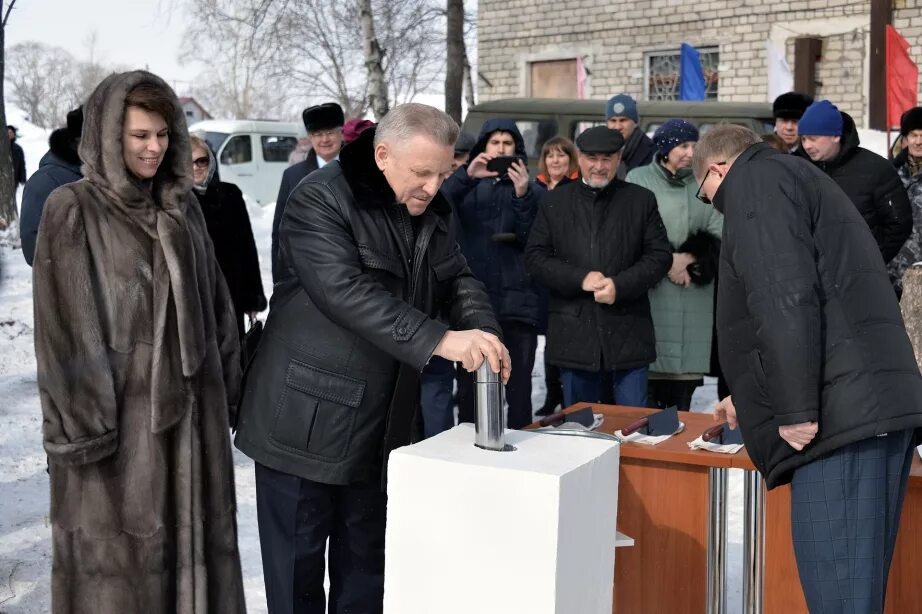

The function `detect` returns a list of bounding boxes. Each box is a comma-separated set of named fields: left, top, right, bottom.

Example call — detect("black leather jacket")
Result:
left=235, top=128, right=500, bottom=486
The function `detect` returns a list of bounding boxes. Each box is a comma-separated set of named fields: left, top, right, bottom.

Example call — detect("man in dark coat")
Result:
left=271, top=102, right=344, bottom=282
left=234, top=103, right=508, bottom=614
left=442, top=118, right=544, bottom=429
left=606, top=94, right=656, bottom=179
left=695, top=124, right=922, bottom=613
left=771, top=91, right=813, bottom=154
left=21, top=107, right=83, bottom=265
left=8, top=125, right=26, bottom=188
left=798, top=99, right=912, bottom=264
left=525, top=126, right=672, bottom=407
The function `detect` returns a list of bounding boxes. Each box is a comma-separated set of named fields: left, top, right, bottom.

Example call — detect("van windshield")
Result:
left=203, top=132, right=230, bottom=155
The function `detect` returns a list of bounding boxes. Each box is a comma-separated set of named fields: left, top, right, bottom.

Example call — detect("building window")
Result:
left=644, top=47, right=719, bottom=101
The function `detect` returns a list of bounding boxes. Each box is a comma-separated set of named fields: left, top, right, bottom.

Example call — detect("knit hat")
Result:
left=901, top=107, right=922, bottom=136
left=66, top=106, right=84, bottom=139
left=342, top=118, right=375, bottom=144
left=797, top=100, right=843, bottom=137
left=653, top=119, right=699, bottom=156
left=606, top=94, right=639, bottom=123
left=772, top=92, right=814, bottom=120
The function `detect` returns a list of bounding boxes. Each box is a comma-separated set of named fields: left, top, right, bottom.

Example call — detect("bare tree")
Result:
left=182, top=0, right=297, bottom=119
left=444, top=0, right=464, bottom=123
left=357, top=0, right=388, bottom=118
left=0, top=0, right=18, bottom=231
left=7, top=42, right=78, bottom=128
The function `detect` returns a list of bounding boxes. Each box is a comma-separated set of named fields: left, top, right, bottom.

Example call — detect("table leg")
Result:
left=707, top=467, right=728, bottom=614
left=742, top=470, right=765, bottom=614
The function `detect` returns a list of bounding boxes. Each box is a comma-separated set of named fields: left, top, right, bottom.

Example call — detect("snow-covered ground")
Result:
left=0, top=106, right=900, bottom=612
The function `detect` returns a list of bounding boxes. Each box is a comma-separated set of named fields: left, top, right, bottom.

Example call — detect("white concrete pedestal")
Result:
left=384, top=424, right=620, bottom=614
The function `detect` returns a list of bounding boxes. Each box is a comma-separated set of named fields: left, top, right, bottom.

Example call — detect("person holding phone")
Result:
left=442, top=118, right=546, bottom=429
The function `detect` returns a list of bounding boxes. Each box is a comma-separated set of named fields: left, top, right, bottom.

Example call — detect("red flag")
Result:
left=886, top=25, right=918, bottom=129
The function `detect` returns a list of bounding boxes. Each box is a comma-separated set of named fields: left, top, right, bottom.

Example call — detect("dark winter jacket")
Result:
left=234, top=127, right=500, bottom=487
left=887, top=149, right=922, bottom=293
left=11, top=139, right=26, bottom=186
left=525, top=178, right=672, bottom=371
left=272, top=148, right=334, bottom=283
left=715, top=142, right=922, bottom=490
left=802, top=112, right=912, bottom=263
left=196, top=179, right=267, bottom=339
left=617, top=128, right=656, bottom=180
left=33, top=70, right=245, bottom=613
left=21, top=128, right=83, bottom=265
left=441, top=119, right=545, bottom=327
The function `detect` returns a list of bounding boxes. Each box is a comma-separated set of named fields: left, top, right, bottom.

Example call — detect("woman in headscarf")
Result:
left=33, top=71, right=246, bottom=613
left=190, top=134, right=266, bottom=340
left=626, top=119, right=723, bottom=411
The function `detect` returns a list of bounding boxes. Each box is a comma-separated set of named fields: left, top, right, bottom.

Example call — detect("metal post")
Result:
left=474, top=362, right=506, bottom=451
left=706, top=467, right=728, bottom=614
left=742, top=471, right=765, bottom=614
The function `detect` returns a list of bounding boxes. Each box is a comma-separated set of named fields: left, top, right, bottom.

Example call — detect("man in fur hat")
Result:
left=21, top=107, right=84, bottom=265
left=772, top=91, right=813, bottom=153
left=271, top=102, right=345, bottom=282
left=235, top=103, right=509, bottom=614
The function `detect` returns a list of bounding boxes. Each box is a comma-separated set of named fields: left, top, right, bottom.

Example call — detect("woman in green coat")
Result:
left=626, top=119, right=722, bottom=410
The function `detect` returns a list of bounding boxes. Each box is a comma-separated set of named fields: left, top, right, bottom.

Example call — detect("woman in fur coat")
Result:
left=32, top=71, right=246, bottom=613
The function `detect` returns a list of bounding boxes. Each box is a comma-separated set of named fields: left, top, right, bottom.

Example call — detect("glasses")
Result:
left=310, top=128, right=341, bottom=139
left=192, top=156, right=209, bottom=169
left=695, top=161, right=727, bottom=205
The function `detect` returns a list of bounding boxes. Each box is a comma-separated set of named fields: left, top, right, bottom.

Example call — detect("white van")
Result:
left=188, top=119, right=305, bottom=204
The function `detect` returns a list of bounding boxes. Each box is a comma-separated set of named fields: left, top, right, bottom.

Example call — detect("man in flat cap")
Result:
left=772, top=91, right=813, bottom=154
left=272, top=102, right=345, bottom=282
left=526, top=126, right=672, bottom=407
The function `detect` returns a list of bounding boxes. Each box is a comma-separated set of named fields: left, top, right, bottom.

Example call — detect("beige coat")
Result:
left=33, top=71, right=245, bottom=613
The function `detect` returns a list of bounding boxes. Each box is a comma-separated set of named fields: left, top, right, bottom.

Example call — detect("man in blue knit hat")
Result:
left=606, top=94, right=656, bottom=179
left=799, top=99, right=911, bottom=266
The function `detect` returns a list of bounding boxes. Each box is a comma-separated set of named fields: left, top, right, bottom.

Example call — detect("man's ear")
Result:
left=374, top=143, right=388, bottom=171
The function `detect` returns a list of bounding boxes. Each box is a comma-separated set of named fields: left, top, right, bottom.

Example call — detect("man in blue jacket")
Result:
left=442, top=119, right=545, bottom=429
left=21, top=107, right=83, bottom=266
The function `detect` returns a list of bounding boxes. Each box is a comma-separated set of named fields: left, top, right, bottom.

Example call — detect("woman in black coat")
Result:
left=190, top=135, right=267, bottom=339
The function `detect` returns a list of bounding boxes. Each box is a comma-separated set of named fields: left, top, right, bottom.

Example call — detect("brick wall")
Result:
left=477, top=0, right=922, bottom=127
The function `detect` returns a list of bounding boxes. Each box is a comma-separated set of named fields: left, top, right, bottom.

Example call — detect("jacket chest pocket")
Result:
left=431, top=248, right=466, bottom=283
left=269, top=360, right=366, bottom=461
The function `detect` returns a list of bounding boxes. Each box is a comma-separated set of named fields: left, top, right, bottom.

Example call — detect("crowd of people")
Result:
left=16, top=68, right=922, bottom=614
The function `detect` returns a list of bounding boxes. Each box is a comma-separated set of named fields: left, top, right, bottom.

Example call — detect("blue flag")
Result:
left=680, top=43, right=706, bottom=101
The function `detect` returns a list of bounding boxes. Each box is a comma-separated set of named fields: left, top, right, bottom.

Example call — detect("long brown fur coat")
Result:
left=32, top=71, right=246, bottom=613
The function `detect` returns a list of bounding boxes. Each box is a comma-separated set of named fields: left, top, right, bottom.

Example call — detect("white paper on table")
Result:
left=614, top=422, right=685, bottom=446
left=687, top=435, right=744, bottom=455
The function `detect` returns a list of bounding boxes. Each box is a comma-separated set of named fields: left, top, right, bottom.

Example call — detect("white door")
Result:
left=218, top=134, right=260, bottom=201
left=255, top=134, right=299, bottom=205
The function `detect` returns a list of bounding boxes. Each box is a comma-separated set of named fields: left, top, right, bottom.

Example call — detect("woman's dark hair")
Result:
left=538, top=136, right=579, bottom=178
left=125, top=82, right=176, bottom=125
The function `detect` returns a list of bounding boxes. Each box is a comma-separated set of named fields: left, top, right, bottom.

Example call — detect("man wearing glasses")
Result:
left=525, top=126, right=671, bottom=408
left=695, top=124, right=922, bottom=613
left=272, top=102, right=345, bottom=282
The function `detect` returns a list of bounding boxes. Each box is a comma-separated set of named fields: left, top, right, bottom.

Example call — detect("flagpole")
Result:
left=886, top=27, right=892, bottom=159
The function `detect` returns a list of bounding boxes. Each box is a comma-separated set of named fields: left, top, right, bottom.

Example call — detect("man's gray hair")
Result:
left=374, top=103, right=460, bottom=150
left=693, top=124, right=763, bottom=180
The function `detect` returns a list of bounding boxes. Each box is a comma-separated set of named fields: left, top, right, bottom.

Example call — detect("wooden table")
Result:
left=529, top=404, right=737, bottom=614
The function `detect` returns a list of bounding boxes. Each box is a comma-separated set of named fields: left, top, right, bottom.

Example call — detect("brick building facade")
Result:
left=476, top=0, right=922, bottom=128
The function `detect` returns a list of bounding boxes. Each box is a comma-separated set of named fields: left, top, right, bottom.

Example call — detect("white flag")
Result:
left=766, top=40, right=794, bottom=101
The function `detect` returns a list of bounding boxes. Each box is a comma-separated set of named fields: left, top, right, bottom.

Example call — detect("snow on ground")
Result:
left=9, top=113, right=909, bottom=612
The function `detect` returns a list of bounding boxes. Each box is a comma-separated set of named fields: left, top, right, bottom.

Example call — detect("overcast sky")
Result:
left=8, top=0, right=197, bottom=93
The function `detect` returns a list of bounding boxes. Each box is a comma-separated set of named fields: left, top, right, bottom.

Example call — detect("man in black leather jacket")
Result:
left=235, top=103, right=509, bottom=614
left=696, top=124, right=922, bottom=613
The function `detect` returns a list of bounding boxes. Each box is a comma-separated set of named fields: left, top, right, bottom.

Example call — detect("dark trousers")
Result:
left=560, top=366, right=649, bottom=408
left=648, top=378, right=703, bottom=411
left=255, top=463, right=387, bottom=614
left=420, top=356, right=455, bottom=438
left=790, top=430, right=915, bottom=614
left=458, top=320, right=537, bottom=429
